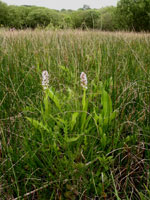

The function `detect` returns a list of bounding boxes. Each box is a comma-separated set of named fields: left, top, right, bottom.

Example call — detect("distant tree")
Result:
left=61, top=8, right=66, bottom=12
left=26, top=8, right=51, bottom=28
left=96, top=7, right=118, bottom=31
left=71, top=9, right=99, bottom=29
left=0, top=1, right=8, bottom=26
left=7, top=5, right=32, bottom=28
left=67, top=9, right=73, bottom=12
left=117, top=0, right=150, bottom=31
left=83, top=4, right=91, bottom=10
left=7, top=6, right=20, bottom=28
left=83, top=10, right=100, bottom=28
left=78, top=8, right=84, bottom=11
left=22, top=5, right=33, bottom=7
left=4, top=0, right=150, bottom=32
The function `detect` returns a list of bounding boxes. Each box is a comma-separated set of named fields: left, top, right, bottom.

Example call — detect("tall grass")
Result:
left=0, top=29, right=150, bottom=199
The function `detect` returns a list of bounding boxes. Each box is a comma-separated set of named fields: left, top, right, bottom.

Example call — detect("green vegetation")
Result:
left=116, top=0, right=150, bottom=31
left=0, top=0, right=150, bottom=31
left=0, top=29, right=150, bottom=199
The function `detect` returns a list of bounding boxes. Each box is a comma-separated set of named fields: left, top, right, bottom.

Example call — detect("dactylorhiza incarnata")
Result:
left=80, top=72, right=88, bottom=89
left=42, top=70, right=49, bottom=90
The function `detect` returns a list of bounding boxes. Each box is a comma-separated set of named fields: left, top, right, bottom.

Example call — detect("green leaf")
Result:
left=101, top=89, right=112, bottom=117
left=48, top=88, right=61, bottom=111
left=43, top=92, right=49, bottom=116
left=70, top=112, right=79, bottom=131
left=82, top=89, right=87, bottom=111
left=67, top=87, right=75, bottom=100
left=65, top=135, right=81, bottom=143
left=49, top=115, right=65, bottom=128
left=59, top=65, right=70, bottom=72
left=100, top=133, right=107, bottom=148
left=81, top=90, right=88, bottom=132
left=103, top=109, right=119, bottom=126
left=93, top=109, right=99, bottom=123
left=84, top=114, right=92, bottom=129
left=23, top=106, right=35, bottom=112
left=99, top=113, right=103, bottom=125
left=99, top=126, right=103, bottom=135
left=26, top=117, right=49, bottom=132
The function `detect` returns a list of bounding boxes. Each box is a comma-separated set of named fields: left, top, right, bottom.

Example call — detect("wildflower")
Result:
left=42, top=70, right=49, bottom=90
left=80, top=72, right=88, bottom=89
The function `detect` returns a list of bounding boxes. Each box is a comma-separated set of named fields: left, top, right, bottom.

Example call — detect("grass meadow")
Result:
left=0, top=29, right=150, bottom=199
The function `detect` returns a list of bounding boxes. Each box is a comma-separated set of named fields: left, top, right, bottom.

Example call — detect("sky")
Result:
left=2, top=0, right=118, bottom=10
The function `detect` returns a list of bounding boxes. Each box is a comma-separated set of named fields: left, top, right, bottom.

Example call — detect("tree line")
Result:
left=0, top=0, right=150, bottom=31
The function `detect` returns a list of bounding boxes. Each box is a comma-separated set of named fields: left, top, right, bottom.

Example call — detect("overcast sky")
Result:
left=3, top=0, right=118, bottom=10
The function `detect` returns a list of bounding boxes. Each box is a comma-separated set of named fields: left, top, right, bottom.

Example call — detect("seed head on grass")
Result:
left=42, top=70, right=49, bottom=90
left=80, top=72, right=88, bottom=89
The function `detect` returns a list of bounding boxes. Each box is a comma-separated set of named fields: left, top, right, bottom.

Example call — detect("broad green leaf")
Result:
left=67, top=87, right=75, bottom=100
left=101, top=89, right=112, bottom=117
left=23, top=106, right=35, bottom=112
left=43, top=92, right=49, bottom=116
left=82, top=89, right=87, bottom=111
left=99, top=113, right=103, bottom=125
left=93, top=109, right=99, bottom=123
left=59, top=65, right=70, bottom=73
left=70, top=112, right=79, bottom=131
left=100, top=133, right=107, bottom=148
left=48, top=88, right=61, bottom=111
left=84, top=114, right=92, bottom=129
left=99, top=126, right=103, bottom=135
left=36, top=61, right=41, bottom=73
left=103, top=109, right=119, bottom=126
left=49, top=115, right=65, bottom=128
left=55, top=117, right=66, bottom=124
left=65, top=135, right=80, bottom=143
left=81, top=90, right=88, bottom=132
left=26, top=117, right=49, bottom=132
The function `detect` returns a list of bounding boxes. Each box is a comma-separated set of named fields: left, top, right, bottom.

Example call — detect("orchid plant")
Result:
left=26, top=68, right=118, bottom=152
